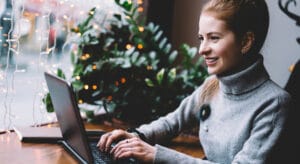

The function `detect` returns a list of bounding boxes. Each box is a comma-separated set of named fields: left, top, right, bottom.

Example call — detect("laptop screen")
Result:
left=44, top=72, right=93, bottom=163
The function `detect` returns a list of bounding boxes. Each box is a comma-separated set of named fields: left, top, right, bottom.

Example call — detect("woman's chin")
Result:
left=207, top=68, right=219, bottom=75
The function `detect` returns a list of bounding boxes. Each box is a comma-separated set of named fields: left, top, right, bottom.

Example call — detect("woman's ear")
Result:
left=241, top=32, right=255, bottom=54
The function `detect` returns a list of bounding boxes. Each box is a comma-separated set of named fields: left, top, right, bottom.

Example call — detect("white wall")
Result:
left=262, top=1, right=300, bottom=87
left=172, top=0, right=300, bottom=87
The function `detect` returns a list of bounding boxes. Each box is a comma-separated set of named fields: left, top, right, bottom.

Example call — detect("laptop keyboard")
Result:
left=89, top=142, right=113, bottom=164
left=89, top=142, right=139, bottom=164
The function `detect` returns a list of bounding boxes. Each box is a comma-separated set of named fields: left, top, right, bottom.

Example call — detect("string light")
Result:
left=137, top=0, right=143, bottom=5
left=138, top=7, right=144, bottom=12
left=126, top=44, right=132, bottom=50
left=137, top=43, right=143, bottom=50
left=89, top=11, right=95, bottom=15
left=84, top=84, right=89, bottom=90
left=138, top=26, right=144, bottom=32
left=92, top=85, right=97, bottom=90
left=115, top=81, right=119, bottom=86
left=146, top=65, right=153, bottom=70
left=120, top=77, right=126, bottom=84
left=107, top=95, right=113, bottom=101
left=0, top=0, right=144, bottom=131
left=2, top=0, right=25, bottom=130
left=78, top=99, right=83, bottom=104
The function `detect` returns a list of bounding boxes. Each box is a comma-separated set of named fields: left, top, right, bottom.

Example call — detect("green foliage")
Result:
left=44, top=0, right=208, bottom=125
left=43, top=68, right=66, bottom=113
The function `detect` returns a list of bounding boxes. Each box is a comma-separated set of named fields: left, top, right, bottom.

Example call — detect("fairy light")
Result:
left=78, top=99, right=83, bottom=104
left=92, top=64, right=97, bottom=70
left=85, top=53, right=91, bottom=58
left=137, top=0, right=143, bottom=5
left=93, top=24, right=99, bottom=30
left=80, top=53, right=90, bottom=60
left=146, top=65, right=153, bottom=70
left=63, top=15, right=68, bottom=20
left=75, top=76, right=81, bottom=80
left=89, top=10, right=95, bottom=15
left=84, top=84, right=89, bottom=90
left=92, top=85, right=97, bottom=90
left=126, top=44, right=133, bottom=50
left=107, top=96, right=113, bottom=101
left=138, top=26, right=144, bottom=32
left=115, top=81, right=119, bottom=86
left=120, top=77, right=126, bottom=84
left=0, top=0, right=133, bottom=131
left=137, top=43, right=143, bottom=50
left=2, top=0, right=25, bottom=130
left=138, top=7, right=144, bottom=12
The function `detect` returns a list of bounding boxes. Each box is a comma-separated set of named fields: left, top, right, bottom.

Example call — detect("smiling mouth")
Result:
left=205, top=57, right=218, bottom=66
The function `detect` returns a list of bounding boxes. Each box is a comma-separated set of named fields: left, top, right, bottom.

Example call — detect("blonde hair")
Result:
left=199, top=76, right=219, bottom=105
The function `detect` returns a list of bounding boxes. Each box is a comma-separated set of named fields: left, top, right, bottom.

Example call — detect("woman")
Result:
left=97, top=0, right=293, bottom=163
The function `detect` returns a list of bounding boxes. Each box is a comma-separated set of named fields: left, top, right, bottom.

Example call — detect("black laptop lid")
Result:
left=44, top=72, right=93, bottom=163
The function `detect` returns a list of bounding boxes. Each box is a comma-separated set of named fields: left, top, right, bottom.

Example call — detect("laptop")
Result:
left=44, top=72, right=137, bottom=164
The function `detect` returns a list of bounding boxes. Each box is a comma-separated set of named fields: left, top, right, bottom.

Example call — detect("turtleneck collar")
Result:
left=217, top=55, right=270, bottom=95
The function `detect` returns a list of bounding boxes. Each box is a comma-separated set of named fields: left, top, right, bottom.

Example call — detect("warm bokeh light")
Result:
left=115, top=81, right=119, bottom=86
left=120, top=77, right=126, bottom=84
left=146, top=65, right=153, bottom=70
left=126, top=44, right=133, bottom=50
left=107, top=95, right=113, bottom=101
left=138, top=26, right=144, bottom=32
left=78, top=99, right=83, bottom=104
left=138, top=7, right=144, bottom=12
left=137, top=0, right=143, bottom=5
left=92, top=85, right=97, bottom=90
left=137, top=43, right=143, bottom=50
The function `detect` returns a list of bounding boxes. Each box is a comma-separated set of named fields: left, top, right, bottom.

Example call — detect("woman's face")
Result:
left=198, top=12, right=244, bottom=75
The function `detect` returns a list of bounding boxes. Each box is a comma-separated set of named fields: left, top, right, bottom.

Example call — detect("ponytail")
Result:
left=199, top=76, right=219, bottom=106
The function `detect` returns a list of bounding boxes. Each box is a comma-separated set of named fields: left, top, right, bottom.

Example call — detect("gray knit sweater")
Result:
left=137, top=56, right=291, bottom=164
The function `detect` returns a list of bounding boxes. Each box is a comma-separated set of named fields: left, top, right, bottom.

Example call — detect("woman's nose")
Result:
left=198, top=41, right=210, bottom=56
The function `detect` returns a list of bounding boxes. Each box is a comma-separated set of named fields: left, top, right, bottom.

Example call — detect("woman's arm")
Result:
left=231, top=95, right=291, bottom=163
left=137, top=85, right=203, bottom=144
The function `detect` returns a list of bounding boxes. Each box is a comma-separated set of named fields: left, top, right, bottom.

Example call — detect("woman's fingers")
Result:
left=112, top=138, right=136, bottom=158
left=111, top=138, right=156, bottom=163
left=97, top=129, right=126, bottom=152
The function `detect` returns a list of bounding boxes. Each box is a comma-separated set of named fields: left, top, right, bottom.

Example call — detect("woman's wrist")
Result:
left=127, top=128, right=147, bottom=142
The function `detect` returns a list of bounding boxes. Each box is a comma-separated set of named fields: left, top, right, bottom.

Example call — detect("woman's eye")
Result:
left=211, top=36, right=220, bottom=42
left=198, top=36, right=204, bottom=43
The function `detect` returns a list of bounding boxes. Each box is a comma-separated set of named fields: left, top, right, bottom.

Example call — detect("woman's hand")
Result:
left=97, top=129, right=136, bottom=152
left=110, top=137, right=156, bottom=163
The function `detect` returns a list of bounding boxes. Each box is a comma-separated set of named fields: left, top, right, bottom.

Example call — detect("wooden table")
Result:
left=0, top=122, right=204, bottom=164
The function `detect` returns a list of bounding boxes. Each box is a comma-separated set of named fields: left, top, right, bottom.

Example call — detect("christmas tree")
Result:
left=44, top=0, right=208, bottom=125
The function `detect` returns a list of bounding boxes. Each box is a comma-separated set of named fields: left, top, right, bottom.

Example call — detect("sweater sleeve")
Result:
left=154, top=144, right=220, bottom=164
left=137, top=86, right=202, bottom=144
left=231, top=95, right=291, bottom=163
